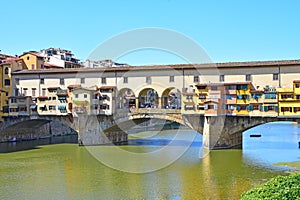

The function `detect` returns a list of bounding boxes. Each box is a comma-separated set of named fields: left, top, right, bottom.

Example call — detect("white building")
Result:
left=40, top=48, right=81, bottom=68
left=82, top=59, right=128, bottom=68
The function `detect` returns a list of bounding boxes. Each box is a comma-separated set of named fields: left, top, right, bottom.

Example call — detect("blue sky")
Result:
left=1, top=0, right=300, bottom=65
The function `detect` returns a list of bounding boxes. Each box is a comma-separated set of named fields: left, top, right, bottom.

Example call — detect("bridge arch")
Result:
left=138, top=88, right=159, bottom=108
left=161, top=87, right=181, bottom=109
left=103, top=114, right=194, bottom=134
left=117, top=88, right=136, bottom=109
left=0, top=117, right=78, bottom=142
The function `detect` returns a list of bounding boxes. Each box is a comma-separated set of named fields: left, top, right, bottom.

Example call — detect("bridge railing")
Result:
left=129, top=108, right=181, bottom=114
left=113, top=108, right=182, bottom=119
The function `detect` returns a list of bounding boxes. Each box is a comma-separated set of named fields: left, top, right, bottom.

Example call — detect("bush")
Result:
left=241, top=173, right=300, bottom=200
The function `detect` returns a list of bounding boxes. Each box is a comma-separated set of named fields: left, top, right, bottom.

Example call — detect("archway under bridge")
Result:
left=0, top=118, right=77, bottom=143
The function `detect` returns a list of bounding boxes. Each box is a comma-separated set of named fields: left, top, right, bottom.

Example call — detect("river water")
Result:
left=0, top=122, right=299, bottom=200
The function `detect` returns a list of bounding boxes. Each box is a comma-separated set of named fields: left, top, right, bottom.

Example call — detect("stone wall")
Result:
left=0, top=121, right=77, bottom=142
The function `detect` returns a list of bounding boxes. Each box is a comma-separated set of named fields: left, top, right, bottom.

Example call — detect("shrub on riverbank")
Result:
left=241, top=173, right=300, bottom=200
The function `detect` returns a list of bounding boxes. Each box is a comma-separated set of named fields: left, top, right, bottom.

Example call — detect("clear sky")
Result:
left=1, top=0, right=300, bottom=65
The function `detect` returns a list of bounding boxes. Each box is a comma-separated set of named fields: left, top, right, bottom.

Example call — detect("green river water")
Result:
left=0, top=125, right=299, bottom=200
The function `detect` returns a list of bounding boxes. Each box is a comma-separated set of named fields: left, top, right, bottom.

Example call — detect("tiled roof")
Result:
left=67, top=84, right=81, bottom=89
left=44, top=62, right=64, bottom=68
left=99, top=86, right=116, bottom=89
left=12, top=59, right=300, bottom=75
left=20, top=51, right=44, bottom=58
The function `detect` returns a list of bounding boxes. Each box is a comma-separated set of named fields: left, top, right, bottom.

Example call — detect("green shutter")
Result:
left=248, top=105, right=253, bottom=111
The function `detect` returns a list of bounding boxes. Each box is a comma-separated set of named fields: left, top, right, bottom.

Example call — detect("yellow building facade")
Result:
left=20, top=52, right=44, bottom=70
left=278, top=80, right=300, bottom=116
left=0, top=58, right=25, bottom=121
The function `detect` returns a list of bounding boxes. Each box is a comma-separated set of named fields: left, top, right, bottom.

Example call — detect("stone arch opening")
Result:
left=138, top=88, right=159, bottom=108
left=161, top=87, right=181, bottom=109
left=117, top=88, right=136, bottom=109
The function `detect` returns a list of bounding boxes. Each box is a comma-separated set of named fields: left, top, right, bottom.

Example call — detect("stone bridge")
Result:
left=1, top=110, right=300, bottom=149
left=75, top=109, right=300, bottom=149
left=0, top=114, right=77, bottom=142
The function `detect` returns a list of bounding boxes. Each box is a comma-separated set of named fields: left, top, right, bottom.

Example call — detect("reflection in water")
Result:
left=0, top=124, right=297, bottom=199
left=243, top=122, right=300, bottom=170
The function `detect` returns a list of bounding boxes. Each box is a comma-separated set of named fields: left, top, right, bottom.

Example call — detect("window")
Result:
left=81, top=78, right=85, bottom=84
left=186, top=95, right=193, bottom=100
left=296, top=95, right=300, bottom=100
left=32, top=88, right=36, bottom=96
left=100, top=104, right=110, bottom=110
left=169, top=76, right=174, bottom=82
left=265, top=93, right=276, bottom=99
left=227, top=104, right=235, bottom=110
left=199, top=94, right=206, bottom=99
left=211, top=86, right=218, bottom=91
left=40, top=78, right=44, bottom=84
left=226, top=94, right=235, bottom=99
left=295, top=84, right=300, bottom=88
left=225, top=85, right=235, bottom=90
left=294, top=107, right=300, bottom=112
left=194, top=76, right=199, bottom=83
left=84, top=94, right=87, bottom=98
left=253, top=105, right=259, bottom=110
left=146, top=76, right=151, bottom=84
left=236, top=84, right=248, bottom=90
left=14, top=88, right=19, bottom=96
left=281, top=107, right=291, bottom=112
left=49, top=105, right=56, bottom=110
left=4, top=79, right=10, bottom=86
left=219, top=75, right=224, bottom=82
left=207, top=105, right=216, bottom=110
left=246, top=74, right=251, bottom=81
left=123, top=77, right=128, bottom=84
left=42, top=88, right=46, bottom=96
left=4, top=67, right=9, bottom=74
left=11, top=98, right=17, bottom=103
left=31, top=64, right=35, bottom=69
left=75, top=94, right=79, bottom=98
left=273, top=73, right=279, bottom=81
left=237, top=94, right=249, bottom=100
left=184, top=105, right=194, bottom=110
left=281, top=94, right=293, bottom=99
left=60, top=78, right=64, bottom=85
left=27, top=56, right=30, bottom=60
left=101, top=77, right=106, bottom=84
left=23, top=88, right=28, bottom=96
left=251, top=93, right=262, bottom=99
left=15, top=78, right=19, bottom=85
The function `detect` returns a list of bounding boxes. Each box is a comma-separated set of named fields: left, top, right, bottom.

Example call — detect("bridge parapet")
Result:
left=130, top=108, right=181, bottom=114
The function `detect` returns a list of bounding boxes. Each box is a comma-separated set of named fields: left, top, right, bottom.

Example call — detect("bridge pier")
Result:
left=78, top=115, right=128, bottom=145
left=203, top=116, right=228, bottom=150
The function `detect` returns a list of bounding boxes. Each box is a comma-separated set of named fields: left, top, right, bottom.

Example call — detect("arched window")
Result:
left=4, top=67, right=9, bottom=74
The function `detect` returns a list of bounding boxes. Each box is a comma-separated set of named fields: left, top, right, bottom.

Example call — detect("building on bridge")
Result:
left=277, top=80, right=300, bottom=116
left=5, top=59, right=300, bottom=118
left=0, top=57, right=26, bottom=121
